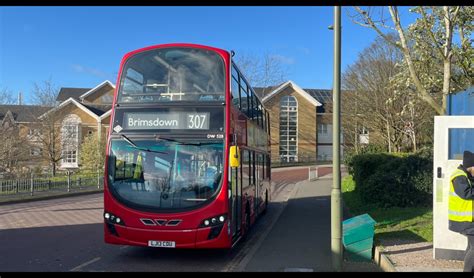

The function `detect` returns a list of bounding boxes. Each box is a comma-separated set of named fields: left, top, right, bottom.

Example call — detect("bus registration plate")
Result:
left=148, top=240, right=176, bottom=248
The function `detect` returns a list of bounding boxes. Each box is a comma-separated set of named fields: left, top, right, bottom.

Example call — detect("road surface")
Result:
left=0, top=168, right=308, bottom=272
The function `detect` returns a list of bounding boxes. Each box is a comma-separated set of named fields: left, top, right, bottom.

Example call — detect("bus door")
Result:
left=230, top=161, right=242, bottom=238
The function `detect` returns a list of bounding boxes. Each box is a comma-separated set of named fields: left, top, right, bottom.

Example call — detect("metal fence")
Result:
left=0, top=170, right=104, bottom=196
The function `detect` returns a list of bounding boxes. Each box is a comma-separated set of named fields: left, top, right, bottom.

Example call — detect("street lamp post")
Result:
left=331, top=6, right=343, bottom=272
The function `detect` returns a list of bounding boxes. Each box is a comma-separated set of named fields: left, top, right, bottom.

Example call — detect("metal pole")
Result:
left=67, top=170, right=71, bottom=192
left=30, top=174, right=34, bottom=196
left=97, top=168, right=100, bottom=189
left=331, top=5, right=343, bottom=272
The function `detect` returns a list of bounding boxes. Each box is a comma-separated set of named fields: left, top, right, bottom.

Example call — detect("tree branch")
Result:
left=388, top=6, right=444, bottom=115
left=353, top=6, right=404, bottom=51
left=419, top=7, right=446, bottom=59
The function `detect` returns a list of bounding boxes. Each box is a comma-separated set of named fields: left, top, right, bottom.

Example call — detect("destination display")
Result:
left=124, top=112, right=210, bottom=130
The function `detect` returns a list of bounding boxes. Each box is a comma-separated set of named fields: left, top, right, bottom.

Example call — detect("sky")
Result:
left=0, top=6, right=416, bottom=104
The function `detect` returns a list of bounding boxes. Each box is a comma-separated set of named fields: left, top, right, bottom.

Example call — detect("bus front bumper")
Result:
left=104, top=222, right=231, bottom=249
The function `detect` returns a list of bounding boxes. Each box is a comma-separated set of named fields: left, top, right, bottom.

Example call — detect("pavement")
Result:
left=237, top=169, right=380, bottom=272
left=237, top=165, right=465, bottom=272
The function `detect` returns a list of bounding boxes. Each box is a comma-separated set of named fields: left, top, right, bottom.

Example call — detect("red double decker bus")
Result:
left=104, top=43, right=271, bottom=249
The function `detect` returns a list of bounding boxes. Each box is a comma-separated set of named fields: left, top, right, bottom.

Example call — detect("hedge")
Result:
left=346, top=148, right=433, bottom=208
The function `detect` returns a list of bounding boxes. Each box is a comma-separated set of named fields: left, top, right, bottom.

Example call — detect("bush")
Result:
left=350, top=150, right=433, bottom=208
left=344, top=143, right=387, bottom=175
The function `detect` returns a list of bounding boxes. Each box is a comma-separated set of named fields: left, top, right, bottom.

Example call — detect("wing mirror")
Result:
left=229, top=146, right=240, bottom=168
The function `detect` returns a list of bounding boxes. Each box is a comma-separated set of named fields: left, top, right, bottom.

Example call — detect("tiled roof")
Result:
left=81, top=104, right=111, bottom=117
left=0, top=105, right=52, bottom=122
left=56, top=87, right=91, bottom=102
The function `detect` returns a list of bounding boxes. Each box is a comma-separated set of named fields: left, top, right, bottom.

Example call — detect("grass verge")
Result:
left=342, top=175, right=432, bottom=242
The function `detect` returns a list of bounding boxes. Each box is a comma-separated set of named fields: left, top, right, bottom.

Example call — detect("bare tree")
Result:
left=350, top=6, right=473, bottom=115
left=36, top=113, right=61, bottom=176
left=0, top=87, right=15, bottom=104
left=341, top=35, right=435, bottom=153
left=31, top=77, right=60, bottom=107
left=0, top=115, right=30, bottom=176
left=233, top=51, right=289, bottom=97
left=35, top=111, right=78, bottom=176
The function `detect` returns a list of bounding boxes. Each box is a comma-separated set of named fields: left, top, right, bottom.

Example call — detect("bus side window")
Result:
left=251, top=151, right=255, bottom=185
left=242, top=150, right=250, bottom=189
left=231, top=65, right=240, bottom=109
left=231, top=75, right=240, bottom=109
left=240, top=77, right=249, bottom=117
left=247, top=84, right=253, bottom=119
left=253, top=95, right=259, bottom=122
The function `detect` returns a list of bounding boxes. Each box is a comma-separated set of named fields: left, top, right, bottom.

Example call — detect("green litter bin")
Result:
left=342, top=213, right=376, bottom=262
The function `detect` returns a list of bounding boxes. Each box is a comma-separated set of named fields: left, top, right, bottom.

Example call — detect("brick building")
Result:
left=256, top=80, right=342, bottom=163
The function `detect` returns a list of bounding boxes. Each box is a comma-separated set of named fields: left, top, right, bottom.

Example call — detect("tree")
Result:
left=80, top=132, right=106, bottom=171
left=0, top=115, right=30, bottom=176
left=350, top=6, right=473, bottom=115
left=35, top=111, right=79, bottom=177
left=31, top=77, right=60, bottom=107
left=0, top=87, right=15, bottom=104
left=233, top=51, right=289, bottom=97
left=36, top=112, right=62, bottom=176
left=341, top=35, right=435, bottom=153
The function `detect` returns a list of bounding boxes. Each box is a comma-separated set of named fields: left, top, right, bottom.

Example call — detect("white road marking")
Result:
left=223, top=180, right=301, bottom=272
left=69, top=257, right=101, bottom=272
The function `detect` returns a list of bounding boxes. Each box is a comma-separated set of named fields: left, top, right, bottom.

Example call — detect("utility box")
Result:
left=342, top=213, right=376, bottom=262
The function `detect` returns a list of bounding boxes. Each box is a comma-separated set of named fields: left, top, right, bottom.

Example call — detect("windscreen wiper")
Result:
left=121, top=134, right=168, bottom=154
left=155, top=135, right=218, bottom=146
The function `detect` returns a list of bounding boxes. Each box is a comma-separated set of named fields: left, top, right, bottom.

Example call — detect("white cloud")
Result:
left=71, top=64, right=109, bottom=79
left=296, top=46, right=311, bottom=55
left=270, top=54, right=295, bottom=65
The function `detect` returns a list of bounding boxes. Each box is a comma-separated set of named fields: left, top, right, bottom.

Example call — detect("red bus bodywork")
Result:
left=104, top=43, right=270, bottom=249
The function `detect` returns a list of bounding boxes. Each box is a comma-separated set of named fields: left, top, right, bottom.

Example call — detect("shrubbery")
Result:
left=346, top=147, right=433, bottom=208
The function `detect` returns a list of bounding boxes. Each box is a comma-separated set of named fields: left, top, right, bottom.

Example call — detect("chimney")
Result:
left=18, top=92, right=22, bottom=105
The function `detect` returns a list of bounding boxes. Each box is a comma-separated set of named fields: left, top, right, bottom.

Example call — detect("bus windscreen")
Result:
left=117, top=47, right=225, bottom=103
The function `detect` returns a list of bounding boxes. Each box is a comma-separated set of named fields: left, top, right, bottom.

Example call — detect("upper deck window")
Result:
left=118, top=47, right=225, bottom=103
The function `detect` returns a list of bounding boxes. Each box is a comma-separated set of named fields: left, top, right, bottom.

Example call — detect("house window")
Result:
left=279, top=96, right=298, bottom=162
left=318, top=124, right=328, bottom=135
left=61, top=114, right=81, bottom=168
left=63, top=150, right=77, bottom=164
left=28, top=128, right=42, bottom=137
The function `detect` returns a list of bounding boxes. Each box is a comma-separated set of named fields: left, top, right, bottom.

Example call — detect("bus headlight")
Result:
left=200, top=214, right=227, bottom=228
left=104, top=211, right=126, bottom=226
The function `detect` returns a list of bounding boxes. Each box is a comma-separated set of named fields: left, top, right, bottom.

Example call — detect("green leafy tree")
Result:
left=350, top=6, right=473, bottom=115
left=80, top=132, right=106, bottom=171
